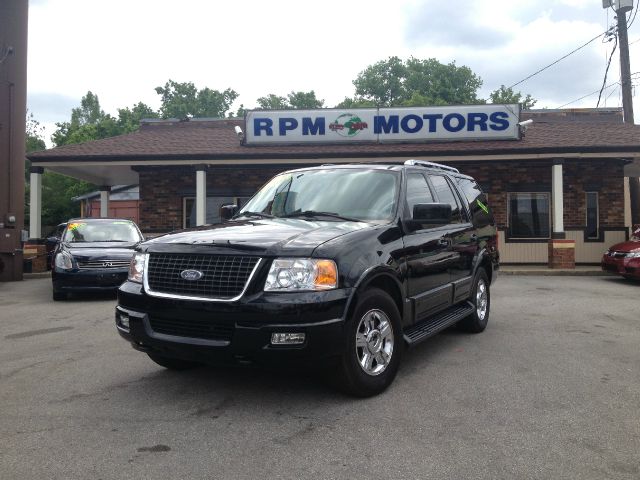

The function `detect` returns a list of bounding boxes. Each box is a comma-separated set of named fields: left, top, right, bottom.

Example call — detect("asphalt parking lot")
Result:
left=0, top=276, right=639, bottom=480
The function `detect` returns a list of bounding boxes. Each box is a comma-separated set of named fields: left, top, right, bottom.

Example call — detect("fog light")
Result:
left=118, top=312, right=130, bottom=330
left=271, top=332, right=306, bottom=345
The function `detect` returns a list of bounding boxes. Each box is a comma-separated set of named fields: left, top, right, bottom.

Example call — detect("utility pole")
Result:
left=0, top=0, right=28, bottom=281
left=606, top=0, right=640, bottom=225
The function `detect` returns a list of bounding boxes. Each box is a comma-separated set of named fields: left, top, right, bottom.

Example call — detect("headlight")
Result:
left=627, top=251, right=640, bottom=258
left=128, top=253, right=146, bottom=283
left=54, top=251, right=73, bottom=270
left=265, top=258, right=337, bottom=291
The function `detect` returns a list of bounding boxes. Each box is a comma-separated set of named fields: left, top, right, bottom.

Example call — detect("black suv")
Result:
left=116, top=160, right=498, bottom=396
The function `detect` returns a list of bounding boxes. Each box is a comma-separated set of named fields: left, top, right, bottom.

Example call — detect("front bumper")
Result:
left=53, top=268, right=129, bottom=292
left=116, top=281, right=352, bottom=366
left=601, top=255, right=640, bottom=279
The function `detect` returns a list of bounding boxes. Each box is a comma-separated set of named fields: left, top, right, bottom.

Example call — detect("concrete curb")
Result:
left=500, top=269, right=614, bottom=276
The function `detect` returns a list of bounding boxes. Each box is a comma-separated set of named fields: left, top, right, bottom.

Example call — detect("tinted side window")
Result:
left=455, top=177, right=492, bottom=228
left=429, top=175, right=462, bottom=224
left=406, top=173, right=434, bottom=216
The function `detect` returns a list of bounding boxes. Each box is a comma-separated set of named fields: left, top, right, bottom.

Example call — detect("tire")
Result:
left=52, top=290, right=66, bottom=301
left=146, top=352, right=201, bottom=370
left=335, top=288, right=403, bottom=397
left=458, top=268, right=490, bottom=333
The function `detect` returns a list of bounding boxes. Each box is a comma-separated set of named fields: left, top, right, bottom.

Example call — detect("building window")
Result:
left=183, top=196, right=251, bottom=228
left=508, top=193, right=550, bottom=239
left=586, top=192, right=599, bottom=239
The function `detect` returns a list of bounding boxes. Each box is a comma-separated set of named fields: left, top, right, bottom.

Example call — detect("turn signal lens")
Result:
left=315, top=259, right=338, bottom=288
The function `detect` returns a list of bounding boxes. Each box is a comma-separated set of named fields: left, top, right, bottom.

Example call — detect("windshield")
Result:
left=238, top=169, right=400, bottom=223
left=62, top=220, right=142, bottom=243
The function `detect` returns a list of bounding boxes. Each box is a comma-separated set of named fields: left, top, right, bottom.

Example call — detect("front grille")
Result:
left=149, top=316, right=234, bottom=342
left=146, top=254, right=260, bottom=300
left=77, top=259, right=131, bottom=270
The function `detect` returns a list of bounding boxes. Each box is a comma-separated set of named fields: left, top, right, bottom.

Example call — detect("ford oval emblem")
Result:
left=180, top=269, right=203, bottom=281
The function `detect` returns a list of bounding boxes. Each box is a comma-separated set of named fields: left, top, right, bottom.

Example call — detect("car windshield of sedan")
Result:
left=62, top=220, right=142, bottom=243
left=237, top=168, right=400, bottom=223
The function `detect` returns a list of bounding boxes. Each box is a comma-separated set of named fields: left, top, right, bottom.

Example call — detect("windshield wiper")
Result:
left=282, top=210, right=362, bottom=222
left=235, top=211, right=275, bottom=219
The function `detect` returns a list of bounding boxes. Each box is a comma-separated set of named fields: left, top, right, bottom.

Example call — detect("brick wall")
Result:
left=137, top=159, right=627, bottom=234
left=454, top=159, right=625, bottom=231
left=138, top=166, right=288, bottom=232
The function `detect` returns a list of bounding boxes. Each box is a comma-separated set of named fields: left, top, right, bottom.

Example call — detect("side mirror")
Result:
left=220, top=204, right=238, bottom=222
left=46, top=236, right=60, bottom=244
left=412, top=203, right=452, bottom=226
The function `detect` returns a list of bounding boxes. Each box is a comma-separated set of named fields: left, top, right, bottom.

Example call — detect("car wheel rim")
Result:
left=476, top=279, right=488, bottom=321
left=355, top=309, right=394, bottom=376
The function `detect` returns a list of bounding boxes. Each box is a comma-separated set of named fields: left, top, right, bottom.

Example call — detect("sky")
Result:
left=26, top=0, right=640, bottom=146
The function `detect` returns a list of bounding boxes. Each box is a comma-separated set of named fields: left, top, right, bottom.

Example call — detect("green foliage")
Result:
left=287, top=91, right=324, bottom=109
left=256, top=94, right=288, bottom=110
left=26, top=112, right=46, bottom=154
left=489, top=85, right=537, bottom=110
left=40, top=172, right=93, bottom=226
left=334, top=97, right=377, bottom=109
left=117, top=102, right=158, bottom=133
left=256, top=91, right=324, bottom=110
left=154, top=80, right=238, bottom=119
left=353, top=56, right=407, bottom=106
left=353, top=56, right=484, bottom=106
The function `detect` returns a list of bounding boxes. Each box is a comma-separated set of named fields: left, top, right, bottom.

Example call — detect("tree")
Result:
left=256, top=91, right=324, bottom=110
left=352, top=56, right=484, bottom=107
left=155, top=80, right=238, bottom=119
left=287, top=90, right=324, bottom=109
left=489, top=85, right=537, bottom=110
left=256, top=93, right=288, bottom=110
left=117, top=102, right=158, bottom=133
left=334, top=97, right=377, bottom=109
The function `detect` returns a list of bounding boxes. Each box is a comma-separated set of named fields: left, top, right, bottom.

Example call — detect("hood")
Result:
left=142, top=218, right=372, bottom=256
left=607, top=238, right=640, bottom=253
left=63, top=241, right=138, bottom=259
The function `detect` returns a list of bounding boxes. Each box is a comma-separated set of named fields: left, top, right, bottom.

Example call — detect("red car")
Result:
left=601, top=227, right=640, bottom=280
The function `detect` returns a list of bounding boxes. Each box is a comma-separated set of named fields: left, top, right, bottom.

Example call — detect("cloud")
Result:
left=404, top=0, right=514, bottom=49
left=27, top=92, right=78, bottom=123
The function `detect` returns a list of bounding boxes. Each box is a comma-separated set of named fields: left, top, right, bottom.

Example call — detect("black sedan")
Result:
left=52, top=218, right=143, bottom=301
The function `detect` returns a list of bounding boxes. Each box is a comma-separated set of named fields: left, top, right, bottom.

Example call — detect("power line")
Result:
left=506, top=29, right=612, bottom=90
left=557, top=71, right=640, bottom=108
left=597, top=34, right=618, bottom=107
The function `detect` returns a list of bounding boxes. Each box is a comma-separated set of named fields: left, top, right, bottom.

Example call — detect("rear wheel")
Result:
left=458, top=268, right=490, bottom=333
left=336, top=288, right=403, bottom=397
left=147, top=352, right=201, bottom=370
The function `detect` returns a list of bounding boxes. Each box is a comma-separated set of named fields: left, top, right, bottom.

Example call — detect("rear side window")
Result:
left=455, top=177, right=492, bottom=228
left=406, top=173, right=435, bottom=215
left=428, top=175, right=463, bottom=224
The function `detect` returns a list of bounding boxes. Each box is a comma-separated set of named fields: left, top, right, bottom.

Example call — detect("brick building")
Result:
left=27, top=107, right=640, bottom=266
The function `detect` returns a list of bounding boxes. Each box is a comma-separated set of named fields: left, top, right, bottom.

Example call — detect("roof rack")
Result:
left=404, top=159, right=459, bottom=173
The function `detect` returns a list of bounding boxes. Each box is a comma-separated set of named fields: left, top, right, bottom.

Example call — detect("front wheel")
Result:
left=458, top=268, right=490, bottom=333
left=336, top=288, right=403, bottom=397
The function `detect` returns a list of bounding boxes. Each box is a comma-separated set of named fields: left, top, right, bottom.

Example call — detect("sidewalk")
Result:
left=500, top=265, right=612, bottom=276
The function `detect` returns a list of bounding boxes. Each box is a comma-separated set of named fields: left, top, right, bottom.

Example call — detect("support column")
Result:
left=29, top=166, right=43, bottom=239
left=549, top=160, right=575, bottom=269
left=195, top=166, right=207, bottom=226
left=551, top=162, right=564, bottom=238
left=99, top=186, right=110, bottom=218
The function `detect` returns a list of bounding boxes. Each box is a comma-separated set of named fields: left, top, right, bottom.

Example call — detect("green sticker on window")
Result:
left=477, top=199, right=489, bottom=214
